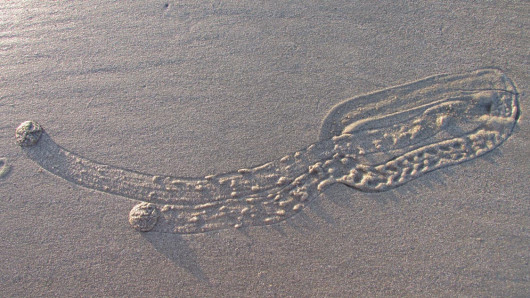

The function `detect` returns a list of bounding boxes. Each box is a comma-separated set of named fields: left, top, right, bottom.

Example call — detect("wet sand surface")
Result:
left=1, top=1, right=528, bottom=296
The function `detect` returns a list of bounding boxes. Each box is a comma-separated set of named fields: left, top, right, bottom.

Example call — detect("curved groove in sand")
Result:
left=20, top=69, right=519, bottom=233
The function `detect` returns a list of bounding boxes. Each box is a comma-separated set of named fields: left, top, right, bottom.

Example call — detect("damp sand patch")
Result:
left=18, top=69, right=520, bottom=234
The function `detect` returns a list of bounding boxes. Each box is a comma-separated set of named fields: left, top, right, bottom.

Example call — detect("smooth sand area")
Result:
left=1, top=1, right=528, bottom=296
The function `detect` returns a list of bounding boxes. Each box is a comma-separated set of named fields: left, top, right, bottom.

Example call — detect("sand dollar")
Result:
left=128, top=202, right=160, bottom=232
left=15, top=120, right=43, bottom=147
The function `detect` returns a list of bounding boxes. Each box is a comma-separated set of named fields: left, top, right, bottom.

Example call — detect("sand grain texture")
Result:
left=1, top=1, right=528, bottom=296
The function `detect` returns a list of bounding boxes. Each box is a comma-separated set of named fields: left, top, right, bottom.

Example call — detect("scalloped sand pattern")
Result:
left=20, top=69, right=519, bottom=233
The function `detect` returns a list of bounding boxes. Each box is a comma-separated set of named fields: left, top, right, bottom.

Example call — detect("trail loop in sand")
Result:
left=19, top=69, right=519, bottom=233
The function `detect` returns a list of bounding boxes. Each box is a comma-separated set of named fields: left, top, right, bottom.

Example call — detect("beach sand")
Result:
left=1, top=1, right=528, bottom=296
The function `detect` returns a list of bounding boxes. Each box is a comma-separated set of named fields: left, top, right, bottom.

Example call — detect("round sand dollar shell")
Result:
left=128, top=202, right=160, bottom=232
left=15, top=120, right=43, bottom=147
